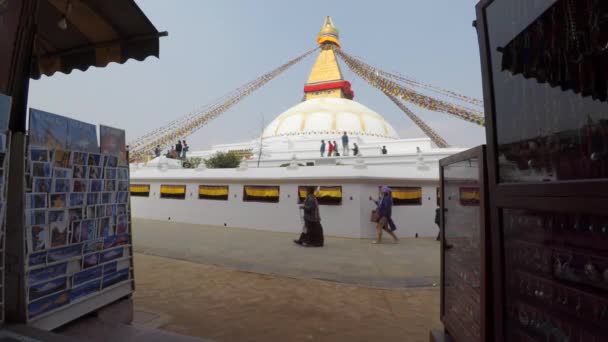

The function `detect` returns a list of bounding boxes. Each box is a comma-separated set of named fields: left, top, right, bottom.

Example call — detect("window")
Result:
left=160, top=184, right=186, bottom=199
left=298, top=186, right=342, bottom=205
left=459, top=187, right=480, bottom=206
left=199, top=185, right=229, bottom=201
left=389, top=186, right=422, bottom=206
left=130, top=184, right=150, bottom=197
left=243, top=185, right=280, bottom=203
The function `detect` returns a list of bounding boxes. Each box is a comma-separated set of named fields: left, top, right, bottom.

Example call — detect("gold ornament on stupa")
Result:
left=317, top=16, right=341, bottom=47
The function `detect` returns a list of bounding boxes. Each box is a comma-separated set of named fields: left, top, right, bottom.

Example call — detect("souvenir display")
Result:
left=502, top=209, right=608, bottom=341
left=439, top=148, right=488, bottom=342
left=485, top=0, right=608, bottom=183
left=23, top=109, right=133, bottom=322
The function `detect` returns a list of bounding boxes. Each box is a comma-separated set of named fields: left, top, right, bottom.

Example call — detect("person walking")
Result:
left=320, top=140, right=326, bottom=157
left=373, top=186, right=399, bottom=244
left=435, top=207, right=448, bottom=241
left=293, top=186, right=324, bottom=247
left=333, top=141, right=339, bottom=157
left=381, top=145, right=388, bottom=155
left=341, top=132, right=349, bottom=156
left=182, top=141, right=189, bottom=159
left=353, top=143, right=359, bottom=156
left=154, top=145, right=161, bottom=157
left=328, top=140, right=334, bottom=157
left=175, top=140, right=183, bottom=159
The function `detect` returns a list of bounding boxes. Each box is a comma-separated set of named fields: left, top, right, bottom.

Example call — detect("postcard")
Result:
left=117, top=192, right=128, bottom=204
left=71, top=151, right=88, bottom=166
left=90, top=179, right=103, bottom=192
left=28, top=109, right=69, bottom=150
left=72, top=179, right=88, bottom=192
left=67, top=119, right=98, bottom=153
left=103, top=262, right=117, bottom=275
left=53, top=167, right=71, bottom=178
left=28, top=225, right=49, bottom=253
left=116, top=233, right=130, bottom=247
left=116, top=259, right=130, bottom=271
left=117, top=168, right=129, bottom=179
left=28, top=262, right=67, bottom=284
left=47, top=244, right=82, bottom=263
left=116, top=215, right=128, bottom=234
left=104, top=168, right=117, bottom=180
left=86, top=193, right=99, bottom=206
left=29, top=277, right=67, bottom=302
left=68, top=193, right=84, bottom=208
left=101, top=192, right=114, bottom=204
left=80, top=219, right=97, bottom=241
left=49, top=193, right=67, bottom=208
left=104, top=205, right=114, bottom=217
left=102, top=268, right=129, bottom=289
left=70, top=279, right=101, bottom=302
left=82, top=252, right=100, bottom=269
left=85, top=206, right=96, bottom=219
left=116, top=204, right=127, bottom=216
left=117, top=180, right=129, bottom=192
left=88, top=166, right=101, bottom=179
left=33, top=177, right=52, bottom=193
left=49, top=221, right=68, bottom=247
left=28, top=251, right=47, bottom=267
left=83, top=238, right=103, bottom=254
left=95, top=205, right=104, bottom=218
left=99, top=218, right=113, bottom=238
left=87, top=153, right=101, bottom=167
left=68, top=207, right=83, bottom=221
left=26, top=193, right=47, bottom=210
left=26, top=210, right=47, bottom=226
left=72, top=266, right=102, bottom=286
left=30, top=148, right=50, bottom=162
left=73, top=165, right=87, bottom=179
left=53, top=149, right=71, bottom=168
left=32, top=162, right=51, bottom=178
left=103, top=155, right=118, bottom=168
left=71, top=221, right=81, bottom=243
left=48, top=209, right=66, bottom=223
left=52, top=178, right=71, bottom=193
left=104, top=180, right=116, bottom=192
left=27, top=291, right=70, bottom=320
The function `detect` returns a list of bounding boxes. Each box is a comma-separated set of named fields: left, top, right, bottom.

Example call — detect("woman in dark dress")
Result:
left=294, top=186, right=324, bottom=247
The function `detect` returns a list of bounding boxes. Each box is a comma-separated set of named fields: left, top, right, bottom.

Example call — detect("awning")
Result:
left=32, top=0, right=167, bottom=79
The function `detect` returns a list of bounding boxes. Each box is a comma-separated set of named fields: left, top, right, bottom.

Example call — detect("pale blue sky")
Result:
left=28, top=0, right=486, bottom=150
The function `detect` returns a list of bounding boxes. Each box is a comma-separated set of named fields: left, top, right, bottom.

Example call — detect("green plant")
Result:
left=204, top=152, right=242, bottom=169
left=182, top=157, right=203, bottom=169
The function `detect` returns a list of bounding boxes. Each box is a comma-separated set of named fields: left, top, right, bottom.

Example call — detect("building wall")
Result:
left=131, top=180, right=440, bottom=239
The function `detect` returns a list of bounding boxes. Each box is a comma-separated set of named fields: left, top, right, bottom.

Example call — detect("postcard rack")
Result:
left=20, top=109, right=134, bottom=329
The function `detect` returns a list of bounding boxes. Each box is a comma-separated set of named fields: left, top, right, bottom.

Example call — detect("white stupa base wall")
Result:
left=130, top=181, right=440, bottom=239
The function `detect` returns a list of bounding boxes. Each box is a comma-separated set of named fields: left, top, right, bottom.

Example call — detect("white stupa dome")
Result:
left=262, top=98, right=399, bottom=139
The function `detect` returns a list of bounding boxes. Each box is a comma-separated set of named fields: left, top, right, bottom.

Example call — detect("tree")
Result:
left=182, top=157, right=203, bottom=169
left=204, top=152, right=242, bottom=169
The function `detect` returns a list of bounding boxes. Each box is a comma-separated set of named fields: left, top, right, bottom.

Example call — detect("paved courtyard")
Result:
left=132, top=253, right=442, bottom=342
left=132, top=218, right=441, bottom=288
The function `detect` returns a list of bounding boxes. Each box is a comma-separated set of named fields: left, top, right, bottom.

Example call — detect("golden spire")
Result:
left=317, top=16, right=341, bottom=47
left=303, top=17, right=353, bottom=101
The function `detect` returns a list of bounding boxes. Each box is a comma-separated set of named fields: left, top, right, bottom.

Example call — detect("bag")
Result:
left=371, top=209, right=380, bottom=223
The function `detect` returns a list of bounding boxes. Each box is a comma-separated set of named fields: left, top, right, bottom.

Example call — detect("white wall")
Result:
left=131, top=180, right=440, bottom=238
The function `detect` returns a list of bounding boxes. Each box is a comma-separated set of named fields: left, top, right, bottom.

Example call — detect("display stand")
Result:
left=433, top=146, right=491, bottom=342
left=17, top=110, right=133, bottom=330
left=0, top=93, right=12, bottom=323
left=475, top=0, right=608, bottom=341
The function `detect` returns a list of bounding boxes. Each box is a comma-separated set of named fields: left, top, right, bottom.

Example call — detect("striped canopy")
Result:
left=32, top=0, right=167, bottom=79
